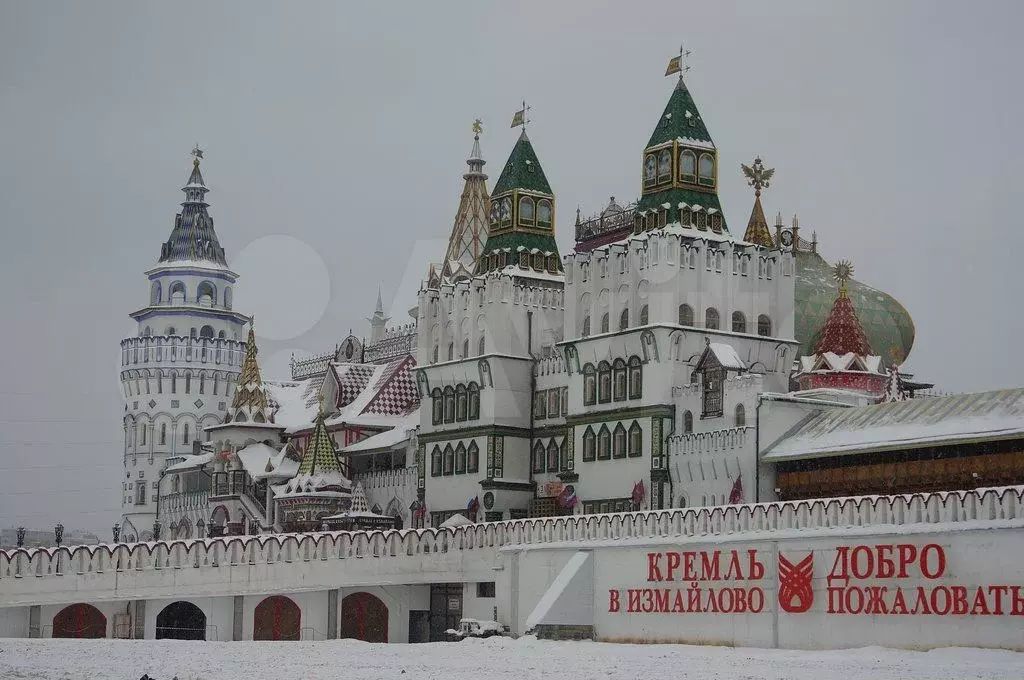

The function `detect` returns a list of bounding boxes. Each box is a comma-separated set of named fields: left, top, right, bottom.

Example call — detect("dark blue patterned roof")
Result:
left=157, top=159, right=228, bottom=266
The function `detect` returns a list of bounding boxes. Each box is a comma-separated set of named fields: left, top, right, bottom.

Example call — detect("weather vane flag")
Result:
left=665, top=44, right=692, bottom=78
left=510, top=100, right=531, bottom=129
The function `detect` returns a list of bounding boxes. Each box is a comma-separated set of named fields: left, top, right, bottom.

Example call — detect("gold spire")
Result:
left=226, top=320, right=270, bottom=422
left=832, top=259, right=854, bottom=297
left=741, top=156, right=776, bottom=247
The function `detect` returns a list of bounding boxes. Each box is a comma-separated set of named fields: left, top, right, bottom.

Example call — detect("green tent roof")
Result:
left=794, top=250, right=915, bottom=363
left=646, top=78, right=714, bottom=150
left=480, top=231, right=560, bottom=257
left=492, top=131, right=552, bottom=196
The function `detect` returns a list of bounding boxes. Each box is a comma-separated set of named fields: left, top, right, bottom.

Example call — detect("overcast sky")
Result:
left=1, top=1, right=1022, bottom=534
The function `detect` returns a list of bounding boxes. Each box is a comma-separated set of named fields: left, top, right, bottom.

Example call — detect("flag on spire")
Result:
left=665, top=45, right=691, bottom=77
left=510, top=100, right=530, bottom=128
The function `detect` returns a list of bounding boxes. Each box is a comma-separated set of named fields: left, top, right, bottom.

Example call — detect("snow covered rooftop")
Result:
left=707, top=342, right=746, bottom=370
left=763, top=388, right=1024, bottom=461
left=343, top=411, right=418, bottom=453
left=165, top=452, right=214, bottom=472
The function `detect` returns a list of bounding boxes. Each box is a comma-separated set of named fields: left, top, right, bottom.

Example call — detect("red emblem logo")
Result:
left=778, top=552, right=814, bottom=613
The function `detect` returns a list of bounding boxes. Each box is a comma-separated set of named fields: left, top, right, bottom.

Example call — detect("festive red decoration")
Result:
left=813, top=290, right=873, bottom=357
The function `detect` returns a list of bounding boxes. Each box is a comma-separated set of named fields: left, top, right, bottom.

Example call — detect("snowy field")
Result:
left=1, top=637, right=1023, bottom=680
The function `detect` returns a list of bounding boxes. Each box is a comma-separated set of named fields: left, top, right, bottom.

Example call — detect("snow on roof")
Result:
left=235, top=442, right=281, bottom=477
left=708, top=343, right=745, bottom=370
left=491, top=265, right=565, bottom=284
left=440, top=513, right=473, bottom=528
left=165, top=452, right=214, bottom=472
left=343, top=411, right=418, bottom=453
left=800, top=352, right=884, bottom=373
left=675, top=136, right=716, bottom=150
left=265, top=378, right=320, bottom=432
left=762, top=388, right=1024, bottom=462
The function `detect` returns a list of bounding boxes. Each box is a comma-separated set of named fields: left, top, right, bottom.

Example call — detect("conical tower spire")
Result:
left=741, top=156, right=775, bottom=247
left=477, top=110, right=560, bottom=276
left=296, top=399, right=343, bottom=478
left=225, top=320, right=273, bottom=423
left=813, top=261, right=873, bottom=356
left=438, top=120, right=491, bottom=283
left=158, top=146, right=228, bottom=266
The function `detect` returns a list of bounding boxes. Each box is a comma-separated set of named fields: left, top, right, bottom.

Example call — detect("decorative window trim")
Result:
left=582, top=426, right=596, bottom=462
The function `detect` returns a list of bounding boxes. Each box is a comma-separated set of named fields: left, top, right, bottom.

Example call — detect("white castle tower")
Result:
left=118, top=148, right=251, bottom=541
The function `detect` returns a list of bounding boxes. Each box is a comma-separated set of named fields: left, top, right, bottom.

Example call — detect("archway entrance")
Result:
left=52, top=603, right=106, bottom=638
left=340, top=592, right=388, bottom=642
left=253, top=595, right=301, bottom=641
left=155, top=601, right=206, bottom=640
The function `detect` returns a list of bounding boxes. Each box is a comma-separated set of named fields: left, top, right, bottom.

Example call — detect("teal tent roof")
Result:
left=492, top=131, right=552, bottom=195
left=646, top=78, right=715, bottom=150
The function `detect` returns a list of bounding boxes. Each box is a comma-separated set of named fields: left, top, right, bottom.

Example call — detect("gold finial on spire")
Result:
left=472, top=118, right=483, bottom=137
left=741, top=156, right=775, bottom=197
left=832, top=259, right=854, bottom=297
left=191, top=144, right=204, bottom=167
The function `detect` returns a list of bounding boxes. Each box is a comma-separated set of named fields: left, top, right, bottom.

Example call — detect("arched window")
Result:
left=171, top=373, right=177, bottom=393
left=619, top=308, right=629, bottom=331
left=559, top=437, right=568, bottom=470
left=224, top=287, right=233, bottom=310
left=679, top=150, right=697, bottom=182
left=455, top=385, right=468, bottom=422
left=182, top=423, right=190, bottom=445
left=478, top=335, right=486, bottom=356
left=467, top=383, right=480, bottom=420
left=547, top=439, right=559, bottom=472
left=698, top=153, right=715, bottom=186
left=166, top=326, right=176, bottom=336
left=196, top=281, right=216, bottom=306
left=613, top=423, right=627, bottom=459
left=758, top=314, right=772, bottom=337
left=519, top=196, right=535, bottom=225
left=431, top=389, right=443, bottom=424
left=600, top=313, right=610, bottom=334
left=200, top=325, right=214, bottom=339
left=597, top=425, right=611, bottom=460
left=678, top=304, right=694, bottom=326
left=628, top=421, right=642, bottom=457
left=467, top=441, right=479, bottom=473
left=613, top=359, right=627, bottom=401
left=431, top=446, right=442, bottom=476
left=432, top=345, right=438, bottom=364
left=583, top=426, right=596, bottom=461
left=644, top=154, right=657, bottom=187
left=500, top=197, right=512, bottom=225
left=683, top=410, right=693, bottom=434
left=657, top=149, right=671, bottom=183
left=732, top=311, right=747, bottom=334
left=150, top=281, right=161, bottom=305
left=532, top=440, right=545, bottom=474
left=639, top=305, right=649, bottom=325
left=628, top=356, right=642, bottom=399
left=537, top=199, right=552, bottom=226
left=597, top=361, right=612, bottom=404
left=462, top=339, right=469, bottom=359
left=185, top=372, right=191, bottom=393
left=583, top=364, right=597, bottom=406
left=168, top=282, right=186, bottom=304
left=447, top=343, right=454, bottom=361
left=142, top=326, right=152, bottom=337
left=159, top=423, right=166, bottom=445
left=705, top=308, right=720, bottom=330
left=443, top=445, right=454, bottom=475
left=139, top=424, right=147, bottom=445
left=581, top=316, right=591, bottom=338
left=455, top=443, right=467, bottom=474
left=735, top=403, right=746, bottom=427
left=680, top=207, right=692, bottom=228
left=199, top=374, right=205, bottom=394
left=443, top=387, right=455, bottom=423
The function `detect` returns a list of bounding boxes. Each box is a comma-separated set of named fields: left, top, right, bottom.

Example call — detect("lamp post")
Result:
left=54, top=523, right=64, bottom=547
left=152, top=521, right=161, bottom=542
left=112, top=523, right=121, bottom=543
left=15, top=526, right=25, bottom=548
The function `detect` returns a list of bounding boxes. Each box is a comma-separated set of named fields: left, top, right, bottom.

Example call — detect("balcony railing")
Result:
left=121, top=336, right=246, bottom=368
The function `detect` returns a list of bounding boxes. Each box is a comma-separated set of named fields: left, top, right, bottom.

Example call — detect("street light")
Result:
left=152, top=521, right=161, bottom=541
left=15, top=526, right=25, bottom=548
left=54, top=523, right=64, bottom=547
left=112, top=523, right=121, bottom=543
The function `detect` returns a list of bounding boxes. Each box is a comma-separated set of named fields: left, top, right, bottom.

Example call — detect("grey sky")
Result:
left=1, top=1, right=1021, bottom=534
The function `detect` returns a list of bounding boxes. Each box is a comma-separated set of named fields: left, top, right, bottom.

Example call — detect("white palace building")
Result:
left=2, top=66, right=1023, bottom=648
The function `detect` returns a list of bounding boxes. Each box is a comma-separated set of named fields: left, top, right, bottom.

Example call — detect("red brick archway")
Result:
left=340, top=592, right=388, bottom=642
left=52, top=603, right=106, bottom=638
left=253, top=595, right=301, bottom=641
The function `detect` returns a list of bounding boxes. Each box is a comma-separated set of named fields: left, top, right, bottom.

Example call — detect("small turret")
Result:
left=225, top=321, right=273, bottom=424
left=366, top=287, right=390, bottom=344
left=436, top=120, right=491, bottom=284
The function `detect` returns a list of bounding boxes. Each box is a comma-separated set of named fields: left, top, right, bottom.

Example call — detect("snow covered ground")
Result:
left=1, top=637, right=1022, bottom=680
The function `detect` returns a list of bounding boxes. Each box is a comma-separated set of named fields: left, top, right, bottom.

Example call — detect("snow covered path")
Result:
left=1, top=637, right=1022, bottom=680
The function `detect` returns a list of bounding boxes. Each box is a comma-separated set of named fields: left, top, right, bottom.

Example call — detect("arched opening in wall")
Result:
left=156, top=601, right=206, bottom=640
left=52, top=603, right=106, bottom=638
left=253, top=595, right=301, bottom=641
left=200, top=325, right=215, bottom=339
left=340, top=592, right=388, bottom=643
left=209, top=505, right=229, bottom=537
left=150, top=281, right=161, bottom=305
left=168, top=281, right=186, bottom=305
left=196, top=281, right=216, bottom=307
left=732, top=311, right=747, bottom=334
left=735, top=403, right=746, bottom=427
